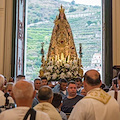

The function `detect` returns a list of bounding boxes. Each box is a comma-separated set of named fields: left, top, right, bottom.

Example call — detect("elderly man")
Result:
left=61, top=81, right=83, bottom=113
left=0, top=80, right=50, bottom=120
left=6, top=82, right=14, bottom=97
left=34, top=86, right=62, bottom=120
left=0, top=74, right=14, bottom=112
left=69, top=69, right=120, bottom=120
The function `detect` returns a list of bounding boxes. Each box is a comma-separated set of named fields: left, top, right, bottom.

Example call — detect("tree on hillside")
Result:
left=69, top=6, right=76, bottom=12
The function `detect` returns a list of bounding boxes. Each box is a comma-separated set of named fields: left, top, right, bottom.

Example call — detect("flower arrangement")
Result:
left=40, top=59, right=83, bottom=81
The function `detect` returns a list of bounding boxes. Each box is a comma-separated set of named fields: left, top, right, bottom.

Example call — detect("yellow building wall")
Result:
left=0, top=0, right=13, bottom=80
left=0, top=0, right=5, bottom=75
left=113, top=0, right=120, bottom=65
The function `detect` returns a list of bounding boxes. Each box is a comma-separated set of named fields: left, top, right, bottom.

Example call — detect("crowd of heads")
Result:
left=0, top=69, right=107, bottom=101
left=1, top=69, right=120, bottom=119
left=1, top=69, right=119, bottom=100
left=38, top=86, right=53, bottom=102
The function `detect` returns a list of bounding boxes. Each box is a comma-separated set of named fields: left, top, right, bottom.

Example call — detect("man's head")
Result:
left=6, top=82, right=13, bottom=96
left=41, top=77, right=48, bottom=86
left=80, top=88, right=87, bottom=96
left=9, top=77, right=14, bottom=83
left=67, top=81, right=77, bottom=98
left=0, top=74, right=5, bottom=90
left=117, top=72, right=120, bottom=88
left=12, top=80, right=35, bottom=107
left=34, top=78, right=41, bottom=90
left=83, top=69, right=101, bottom=92
left=74, top=77, right=83, bottom=89
left=16, top=75, right=25, bottom=82
left=59, top=79, right=68, bottom=91
left=38, top=86, right=53, bottom=103
left=52, top=93, right=62, bottom=108
left=4, top=77, right=7, bottom=86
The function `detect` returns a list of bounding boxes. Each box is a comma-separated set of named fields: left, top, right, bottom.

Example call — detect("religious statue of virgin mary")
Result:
left=39, top=5, right=83, bottom=80
left=47, top=5, right=77, bottom=61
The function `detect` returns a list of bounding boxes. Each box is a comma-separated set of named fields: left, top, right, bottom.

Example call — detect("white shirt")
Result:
left=108, top=90, right=120, bottom=106
left=0, top=107, right=50, bottom=120
left=0, top=91, right=14, bottom=106
left=69, top=88, right=120, bottom=120
left=0, top=90, right=14, bottom=112
left=62, top=90, right=66, bottom=95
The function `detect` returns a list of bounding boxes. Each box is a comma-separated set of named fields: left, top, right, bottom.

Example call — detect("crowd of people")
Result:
left=0, top=70, right=120, bottom=120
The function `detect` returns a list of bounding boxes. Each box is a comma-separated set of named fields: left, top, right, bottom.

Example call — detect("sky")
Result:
left=63, top=0, right=101, bottom=6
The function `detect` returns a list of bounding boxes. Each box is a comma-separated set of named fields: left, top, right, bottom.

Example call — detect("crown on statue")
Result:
left=59, top=5, right=65, bottom=14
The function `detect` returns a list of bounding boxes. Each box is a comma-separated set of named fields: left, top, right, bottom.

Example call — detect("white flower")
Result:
left=70, top=60, right=73, bottom=65
left=74, top=71, right=78, bottom=76
left=73, top=60, right=77, bottom=64
left=54, top=66, right=57, bottom=70
left=64, top=63, right=70, bottom=68
left=52, top=73, right=58, bottom=80
left=66, top=71, right=72, bottom=78
left=71, top=66, right=75, bottom=70
left=47, top=75, right=51, bottom=80
left=43, top=59, right=82, bottom=81
left=60, top=72, right=66, bottom=79
left=47, top=66, right=53, bottom=72
left=44, top=72, right=51, bottom=80
left=56, top=61, right=60, bottom=65
left=44, top=72, right=51, bottom=76
left=56, top=70, right=59, bottom=74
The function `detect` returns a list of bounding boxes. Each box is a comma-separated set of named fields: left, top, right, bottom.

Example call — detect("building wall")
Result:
left=0, top=0, right=13, bottom=80
left=0, top=0, right=5, bottom=75
left=0, top=0, right=120, bottom=79
left=112, top=0, right=120, bottom=65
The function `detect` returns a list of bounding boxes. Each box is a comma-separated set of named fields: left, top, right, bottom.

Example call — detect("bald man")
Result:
left=34, top=86, right=62, bottom=120
left=0, top=80, right=50, bottom=120
left=69, top=69, right=120, bottom=120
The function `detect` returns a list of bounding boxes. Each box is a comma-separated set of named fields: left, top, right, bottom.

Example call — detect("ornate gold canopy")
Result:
left=47, top=5, right=77, bottom=62
left=39, top=6, right=83, bottom=80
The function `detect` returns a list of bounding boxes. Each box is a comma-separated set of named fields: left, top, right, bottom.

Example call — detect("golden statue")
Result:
left=39, top=5, right=83, bottom=80
left=47, top=5, right=77, bottom=61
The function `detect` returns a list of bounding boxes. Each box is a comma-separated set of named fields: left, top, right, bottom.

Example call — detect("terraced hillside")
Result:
left=26, top=0, right=101, bottom=80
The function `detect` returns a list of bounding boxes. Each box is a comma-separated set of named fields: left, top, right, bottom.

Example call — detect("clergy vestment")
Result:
left=0, top=107, right=50, bottom=120
left=34, top=102, right=62, bottom=120
left=68, top=88, right=120, bottom=120
left=0, top=90, right=14, bottom=112
left=108, top=90, right=120, bottom=106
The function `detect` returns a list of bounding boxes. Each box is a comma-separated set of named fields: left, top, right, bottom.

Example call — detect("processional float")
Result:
left=39, top=5, right=83, bottom=81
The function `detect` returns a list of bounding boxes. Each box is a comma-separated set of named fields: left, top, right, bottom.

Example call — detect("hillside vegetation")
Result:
left=26, top=0, right=101, bottom=80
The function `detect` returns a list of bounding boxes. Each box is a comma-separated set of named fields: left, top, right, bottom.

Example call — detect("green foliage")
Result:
left=71, top=0, right=75, bottom=5
left=26, top=0, right=101, bottom=80
left=28, top=4, right=34, bottom=9
left=83, top=7, right=87, bottom=11
left=69, top=6, right=76, bottom=12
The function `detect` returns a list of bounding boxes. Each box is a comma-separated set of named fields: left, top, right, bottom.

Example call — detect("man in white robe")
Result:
left=69, top=69, right=120, bottom=120
left=0, top=80, right=50, bottom=120
left=34, top=86, right=62, bottom=120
